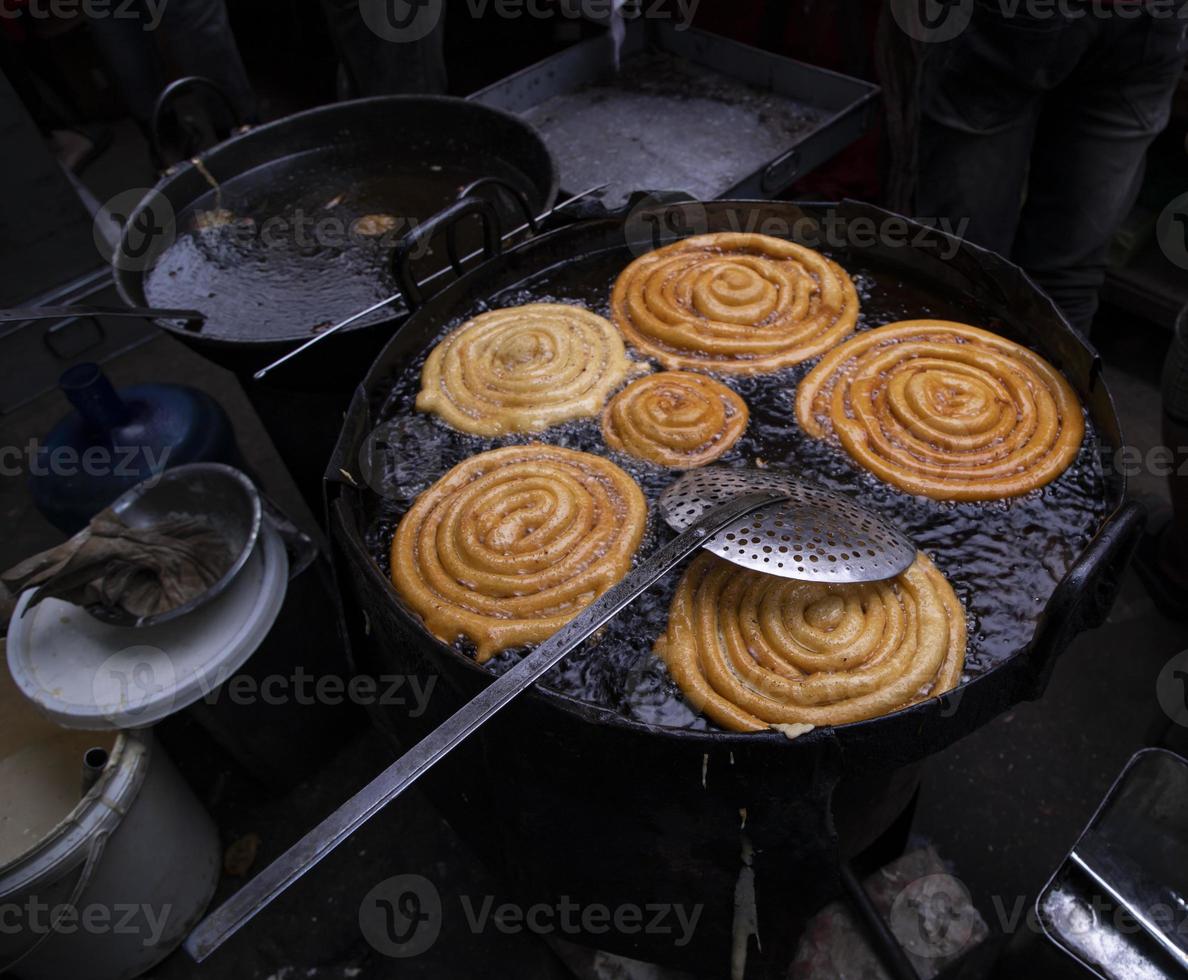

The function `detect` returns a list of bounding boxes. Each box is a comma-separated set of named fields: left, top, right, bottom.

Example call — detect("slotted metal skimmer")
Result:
left=185, top=467, right=915, bottom=961
left=659, top=467, right=916, bottom=583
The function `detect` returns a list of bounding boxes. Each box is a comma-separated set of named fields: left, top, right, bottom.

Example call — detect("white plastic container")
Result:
left=0, top=663, right=220, bottom=979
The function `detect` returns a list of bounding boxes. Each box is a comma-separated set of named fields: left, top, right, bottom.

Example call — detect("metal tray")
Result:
left=1038, top=749, right=1188, bottom=979
left=470, top=21, right=879, bottom=209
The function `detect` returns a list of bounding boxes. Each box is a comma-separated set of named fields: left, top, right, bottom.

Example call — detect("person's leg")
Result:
left=156, top=0, right=258, bottom=122
left=84, top=0, right=164, bottom=128
left=915, top=2, right=1080, bottom=255
left=319, top=0, right=448, bottom=96
left=0, top=34, right=67, bottom=135
left=1013, top=12, right=1187, bottom=335
left=1, top=32, right=110, bottom=171
left=1134, top=306, right=1188, bottom=619
left=1161, top=306, right=1188, bottom=585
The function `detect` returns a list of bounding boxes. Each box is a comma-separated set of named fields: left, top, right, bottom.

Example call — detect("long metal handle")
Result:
left=251, top=182, right=607, bottom=381
left=390, top=197, right=502, bottom=310
left=183, top=490, right=783, bottom=962
left=0, top=306, right=206, bottom=324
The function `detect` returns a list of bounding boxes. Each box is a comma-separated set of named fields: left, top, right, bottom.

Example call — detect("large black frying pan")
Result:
left=324, top=199, right=1143, bottom=976
left=94, top=91, right=558, bottom=512
left=112, top=93, right=559, bottom=384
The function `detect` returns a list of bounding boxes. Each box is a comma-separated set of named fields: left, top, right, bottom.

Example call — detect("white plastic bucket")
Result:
left=0, top=663, right=220, bottom=980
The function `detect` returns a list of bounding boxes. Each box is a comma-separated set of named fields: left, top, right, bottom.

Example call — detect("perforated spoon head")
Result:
left=658, top=467, right=917, bottom=584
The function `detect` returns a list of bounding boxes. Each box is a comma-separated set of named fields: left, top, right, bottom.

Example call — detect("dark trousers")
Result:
left=1166, top=305, right=1188, bottom=423
left=319, top=0, right=448, bottom=96
left=916, top=2, right=1186, bottom=334
left=86, top=0, right=257, bottom=126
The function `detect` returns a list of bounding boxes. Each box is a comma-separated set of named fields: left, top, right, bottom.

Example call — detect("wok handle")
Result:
left=150, top=75, right=243, bottom=169
left=182, top=490, right=786, bottom=963
left=390, top=196, right=503, bottom=312
left=456, top=177, right=540, bottom=235
left=0, top=305, right=206, bottom=327
left=1032, top=499, right=1145, bottom=666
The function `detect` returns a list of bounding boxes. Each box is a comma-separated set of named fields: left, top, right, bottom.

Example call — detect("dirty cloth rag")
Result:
left=1, top=509, right=233, bottom=630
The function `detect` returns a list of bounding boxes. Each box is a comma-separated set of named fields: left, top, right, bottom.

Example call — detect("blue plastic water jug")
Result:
left=29, top=363, right=242, bottom=534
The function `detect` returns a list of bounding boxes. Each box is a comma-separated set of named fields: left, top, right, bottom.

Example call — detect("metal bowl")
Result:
left=92, top=463, right=262, bottom=628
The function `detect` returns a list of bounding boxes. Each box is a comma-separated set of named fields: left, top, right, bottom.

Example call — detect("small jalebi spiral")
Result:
left=416, top=303, right=644, bottom=436
left=655, top=552, right=966, bottom=732
left=390, top=445, right=647, bottom=662
left=610, top=232, right=859, bottom=374
left=601, top=371, right=749, bottom=468
left=795, top=320, right=1085, bottom=500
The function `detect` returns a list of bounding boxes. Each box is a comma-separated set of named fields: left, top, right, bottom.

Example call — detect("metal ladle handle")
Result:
left=183, top=489, right=785, bottom=962
left=250, top=182, right=608, bottom=381
left=0, top=306, right=206, bottom=326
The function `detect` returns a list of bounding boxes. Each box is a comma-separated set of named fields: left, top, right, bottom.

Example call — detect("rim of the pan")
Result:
left=110, top=94, right=562, bottom=334
left=345, top=199, right=1124, bottom=749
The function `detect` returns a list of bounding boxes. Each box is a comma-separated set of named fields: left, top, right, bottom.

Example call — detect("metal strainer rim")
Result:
left=658, top=466, right=917, bottom=584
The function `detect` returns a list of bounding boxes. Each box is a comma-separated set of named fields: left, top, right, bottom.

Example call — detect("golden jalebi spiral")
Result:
left=610, top=232, right=859, bottom=374
left=601, top=371, right=749, bottom=468
left=655, top=552, right=966, bottom=733
left=416, top=303, right=644, bottom=436
left=794, top=320, right=1085, bottom=501
left=390, top=444, right=647, bottom=662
